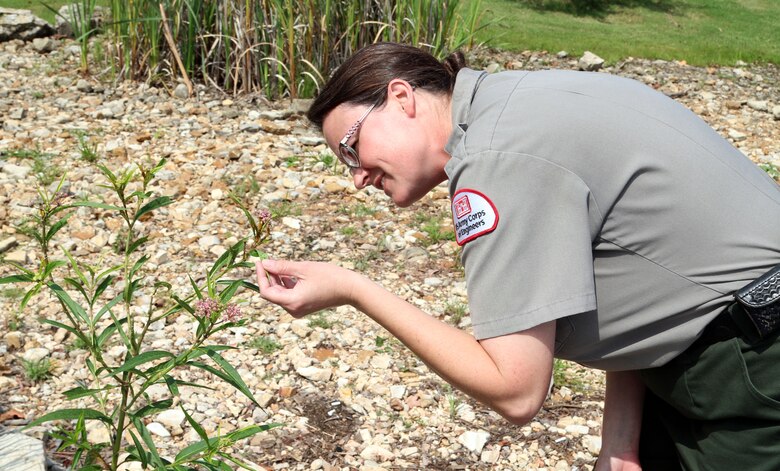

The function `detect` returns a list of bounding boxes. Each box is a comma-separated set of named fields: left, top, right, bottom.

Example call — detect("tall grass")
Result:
left=101, top=0, right=482, bottom=99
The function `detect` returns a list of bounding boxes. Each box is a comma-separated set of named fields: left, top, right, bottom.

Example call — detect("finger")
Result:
left=256, top=261, right=272, bottom=291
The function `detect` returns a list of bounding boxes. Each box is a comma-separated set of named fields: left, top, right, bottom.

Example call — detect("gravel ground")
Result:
left=0, top=38, right=778, bottom=470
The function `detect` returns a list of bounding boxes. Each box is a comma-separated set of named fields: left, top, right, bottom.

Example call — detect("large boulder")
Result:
left=0, top=8, right=54, bottom=42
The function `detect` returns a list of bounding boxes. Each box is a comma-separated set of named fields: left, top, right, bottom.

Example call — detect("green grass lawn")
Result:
left=477, top=0, right=780, bottom=65
left=5, top=0, right=110, bottom=24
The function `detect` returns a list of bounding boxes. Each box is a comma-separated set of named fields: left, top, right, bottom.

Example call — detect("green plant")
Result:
left=760, top=163, right=780, bottom=181
left=444, top=301, right=467, bottom=326
left=340, top=226, right=357, bottom=236
left=32, top=91, right=45, bottom=99
left=245, top=336, right=282, bottom=354
left=83, top=0, right=485, bottom=99
left=230, top=175, right=261, bottom=199
left=308, top=312, right=334, bottom=329
left=22, top=357, right=55, bottom=382
left=442, top=384, right=462, bottom=419
left=552, top=358, right=586, bottom=393
left=1, top=162, right=279, bottom=470
left=46, top=0, right=98, bottom=74
left=75, top=131, right=100, bottom=163
left=269, top=201, right=302, bottom=219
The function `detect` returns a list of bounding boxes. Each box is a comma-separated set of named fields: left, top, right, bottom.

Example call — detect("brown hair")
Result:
left=306, top=42, right=467, bottom=130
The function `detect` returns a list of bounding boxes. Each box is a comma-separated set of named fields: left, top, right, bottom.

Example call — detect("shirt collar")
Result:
left=445, top=68, right=487, bottom=158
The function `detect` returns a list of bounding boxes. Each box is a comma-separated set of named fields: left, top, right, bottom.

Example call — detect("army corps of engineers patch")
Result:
left=451, top=189, right=499, bottom=246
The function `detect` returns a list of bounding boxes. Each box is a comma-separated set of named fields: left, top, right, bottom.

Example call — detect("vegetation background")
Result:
left=9, top=0, right=780, bottom=67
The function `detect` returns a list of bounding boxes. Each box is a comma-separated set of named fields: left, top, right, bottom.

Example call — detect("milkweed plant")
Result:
left=1, top=158, right=279, bottom=470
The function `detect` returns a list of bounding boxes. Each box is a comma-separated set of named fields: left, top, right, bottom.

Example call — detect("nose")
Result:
left=352, top=167, right=370, bottom=190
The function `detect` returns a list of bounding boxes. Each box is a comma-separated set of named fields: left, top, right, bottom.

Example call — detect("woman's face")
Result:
left=321, top=83, right=451, bottom=207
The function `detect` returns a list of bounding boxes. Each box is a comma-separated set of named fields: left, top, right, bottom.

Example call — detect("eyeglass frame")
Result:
left=338, top=103, right=377, bottom=169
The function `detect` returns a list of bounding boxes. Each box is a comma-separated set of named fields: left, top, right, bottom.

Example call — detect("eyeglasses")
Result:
left=338, top=103, right=376, bottom=169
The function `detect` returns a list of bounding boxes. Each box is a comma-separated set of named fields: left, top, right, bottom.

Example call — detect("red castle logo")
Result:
left=454, top=195, right=472, bottom=218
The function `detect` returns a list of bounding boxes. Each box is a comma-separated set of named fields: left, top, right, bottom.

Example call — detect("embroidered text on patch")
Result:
left=451, top=189, right=499, bottom=245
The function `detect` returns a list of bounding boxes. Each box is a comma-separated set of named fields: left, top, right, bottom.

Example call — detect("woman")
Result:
left=256, top=42, right=780, bottom=470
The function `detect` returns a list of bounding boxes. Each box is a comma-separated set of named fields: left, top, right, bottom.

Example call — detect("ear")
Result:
left=387, top=79, right=416, bottom=117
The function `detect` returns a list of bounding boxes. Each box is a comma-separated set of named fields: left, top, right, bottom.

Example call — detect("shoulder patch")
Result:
left=451, top=189, right=499, bottom=246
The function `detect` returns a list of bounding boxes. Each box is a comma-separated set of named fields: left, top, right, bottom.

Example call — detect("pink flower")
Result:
left=224, top=303, right=242, bottom=322
left=258, top=209, right=271, bottom=224
left=194, top=298, right=219, bottom=317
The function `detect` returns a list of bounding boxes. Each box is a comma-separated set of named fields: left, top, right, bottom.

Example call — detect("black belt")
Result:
left=692, top=302, right=750, bottom=349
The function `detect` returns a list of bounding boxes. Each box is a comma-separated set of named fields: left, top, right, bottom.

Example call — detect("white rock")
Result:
left=359, top=444, right=395, bottom=462
left=583, top=434, right=602, bottom=455
left=458, top=430, right=490, bottom=454
left=565, top=424, right=590, bottom=436
left=173, top=83, right=189, bottom=99
left=2, top=163, right=31, bottom=179
left=4, top=331, right=22, bottom=350
left=747, top=100, right=768, bottom=112
left=22, top=347, right=50, bottom=362
left=578, top=51, right=604, bottom=71
left=198, top=235, right=221, bottom=249
left=481, top=447, right=501, bottom=464
left=146, top=422, right=170, bottom=437
left=0, top=236, right=18, bottom=253
left=389, top=385, right=406, bottom=399
left=296, top=366, right=332, bottom=382
left=728, top=129, right=747, bottom=141
left=282, top=217, right=301, bottom=229
left=156, top=409, right=185, bottom=428
left=0, top=376, right=17, bottom=391
left=290, top=319, right=312, bottom=338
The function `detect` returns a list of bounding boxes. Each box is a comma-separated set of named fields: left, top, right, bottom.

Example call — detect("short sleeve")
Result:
left=449, top=151, right=599, bottom=339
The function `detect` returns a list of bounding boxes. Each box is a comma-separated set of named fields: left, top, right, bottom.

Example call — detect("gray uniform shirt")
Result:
left=444, top=68, right=780, bottom=370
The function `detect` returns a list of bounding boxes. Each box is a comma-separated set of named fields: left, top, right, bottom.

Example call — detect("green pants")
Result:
left=639, top=330, right=780, bottom=471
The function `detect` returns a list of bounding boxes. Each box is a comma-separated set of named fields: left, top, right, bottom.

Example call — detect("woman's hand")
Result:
left=255, top=259, right=358, bottom=318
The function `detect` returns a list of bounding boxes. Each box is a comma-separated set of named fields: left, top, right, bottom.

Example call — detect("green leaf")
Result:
left=67, top=200, right=124, bottom=212
left=0, top=274, right=35, bottom=284
left=217, top=279, right=259, bottom=294
left=45, top=215, right=71, bottom=243
left=174, top=424, right=280, bottom=465
left=126, top=236, right=149, bottom=256
left=249, top=250, right=268, bottom=260
left=208, top=240, right=245, bottom=279
left=41, top=260, right=68, bottom=280
left=62, top=386, right=109, bottom=401
left=163, top=374, right=179, bottom=396
left=47, top=282, right=89, bottom=324
left=41, top=319, right=80, bottom=337
left=172, top=294, right=195, bottom=315
left=189, top=275, right=202, bottom=300
left=25, top=408, right=112, bottom=428
left=217, top=279, right=243, bottom=303
left=93, top=274, right=115, bottom=301
left=131, top=416, right=166, bottom=469
left=135, top=196, right=174, bottom=222
left=62, top=247, right=88, bottom=285
left=129, top=254, right=150, bottom=279
left=114, top=351, right=175, bottom=375
left=133, top=398, right=173, bottom=418
left=95, top=312, right=125, bottom=348
left=63, top=277, right=89, bottom=302
left=195, top=347, right=257, bottom=405
left=20, top=283, right=43, bottom=310
left=94, top=294, right=123, bottom=326
left=127, top=429, right=149, bottom=469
